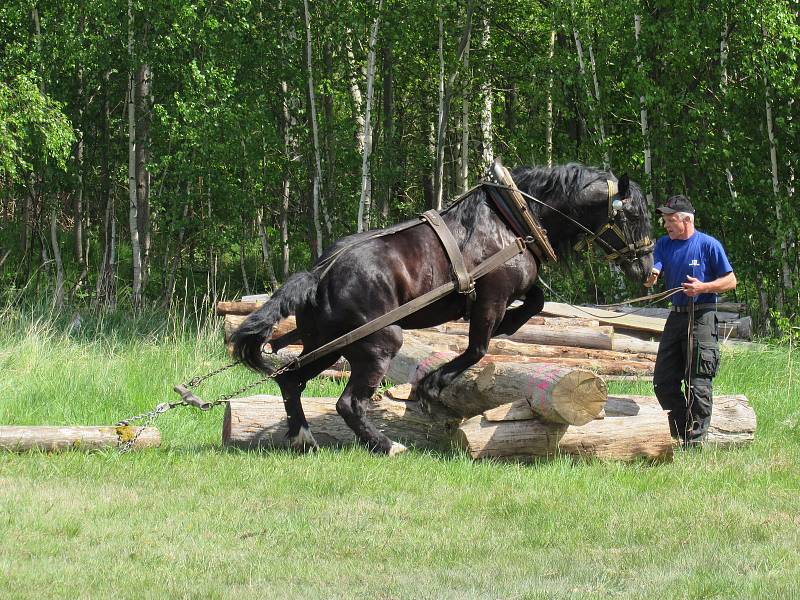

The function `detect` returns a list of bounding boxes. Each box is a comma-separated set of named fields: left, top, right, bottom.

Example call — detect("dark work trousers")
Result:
left=653, top=308, right=720, bottom=441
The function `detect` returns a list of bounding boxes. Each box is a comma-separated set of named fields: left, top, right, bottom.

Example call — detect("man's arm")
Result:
left=682, top=271, right=737, bottom=297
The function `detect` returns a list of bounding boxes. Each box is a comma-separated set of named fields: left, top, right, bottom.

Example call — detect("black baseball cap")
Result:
left=656, top=195, right=695, bottom=214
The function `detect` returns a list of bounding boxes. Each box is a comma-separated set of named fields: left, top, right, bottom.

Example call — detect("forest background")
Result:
left=0, top=0, right=797, bottom=334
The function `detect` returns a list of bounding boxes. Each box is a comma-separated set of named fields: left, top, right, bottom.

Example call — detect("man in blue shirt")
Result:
left=644, top=195, right=737, bottom=445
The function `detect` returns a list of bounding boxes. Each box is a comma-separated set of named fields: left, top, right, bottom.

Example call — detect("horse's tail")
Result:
left=231, top=271, right=319, bottom=372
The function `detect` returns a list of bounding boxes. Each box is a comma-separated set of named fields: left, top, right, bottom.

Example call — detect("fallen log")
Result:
left=216, top=301, right=264, bottom=315
left=406, top=329, right=655, bottom=368
left=605, top=394, right=756, bottom=446
left=0, top=425, right=160, bottom=452
left=611, top=333, right=660, bottom=355
left=433, top=321, right=614, bottom=350
left=387, top=338, right=607, bottom=424
left=223, top=314, right=297, bottom=343
left=541, top=301, right=666, bottom=334
left=455, top=407, right=673, bottom=462
left=223, top=395, right=459, bottom=451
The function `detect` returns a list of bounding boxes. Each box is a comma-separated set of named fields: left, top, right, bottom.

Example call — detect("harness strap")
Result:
left=487, top=161, right=558, bottom=263
left=421, top=210, right=475, bottom=297
left=293, top=238, right=526, bottom=369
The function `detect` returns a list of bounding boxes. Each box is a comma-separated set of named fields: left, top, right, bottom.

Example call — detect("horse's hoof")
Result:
left=289, top=427, right=319, bottom=452
left=388, top=442, right=408, bottom=457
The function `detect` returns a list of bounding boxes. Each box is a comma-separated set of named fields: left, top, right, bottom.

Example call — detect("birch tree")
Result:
left=479, top=14, right=493, bottom=167
left=127, top=0, right=142, bottom=307
left=433, top=0, right=474, bottom=210
left=357, top=0, right=384, bottom=232
left=303, top=0, right=324, bottom=257
left=634, top=13, right=652, bottom=206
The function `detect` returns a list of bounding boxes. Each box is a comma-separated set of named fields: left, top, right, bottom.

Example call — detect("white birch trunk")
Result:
left=480, top=15, right=493, bottom=166
left=303, top=0, right=324, bottom=257
left=762, top=24, right=791, bottom=295
left=127, top=0, right=142, bottom=307
left=587, top=43, right=609, bottom=168
left=49, top=207, right=64, bottom=307
left=346, top=37, right=366, bottom=155
left=434, top=0, right=474, bottom=210
left=357, top=0, right=383, bottom=233
left=634, top=14, right=653, bottom=206
left=546, top=28, right=555, bottom=167
left=279, top=79, right=295, bottom=279
left=257, top=208, right=279, bottom=290
left=459, top=35, right=470, bottom=193
left=720, top=15, right=737, bottom=202
left=572, top=25, right=606, bottom=166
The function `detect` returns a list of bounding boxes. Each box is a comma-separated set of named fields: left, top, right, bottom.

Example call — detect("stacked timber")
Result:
left=216, top=295, right=756, bottom=462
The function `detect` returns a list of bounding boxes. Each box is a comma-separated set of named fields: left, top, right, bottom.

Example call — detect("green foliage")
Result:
left=0, top=0, right=797, bottom=328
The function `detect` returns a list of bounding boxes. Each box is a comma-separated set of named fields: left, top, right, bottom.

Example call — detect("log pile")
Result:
left=216, top=296, right=756, bottom=462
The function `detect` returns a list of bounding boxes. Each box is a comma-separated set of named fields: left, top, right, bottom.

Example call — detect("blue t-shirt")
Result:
left=652, top=231, right=733, bottom=307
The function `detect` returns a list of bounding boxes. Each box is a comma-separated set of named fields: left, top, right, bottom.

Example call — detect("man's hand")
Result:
left=644, top=270, right=659, bottom=289
left=682, top=275, right=707, bottom=297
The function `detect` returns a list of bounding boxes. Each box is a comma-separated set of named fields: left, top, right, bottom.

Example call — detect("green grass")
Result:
left=1, top=307, right=799, bottom=599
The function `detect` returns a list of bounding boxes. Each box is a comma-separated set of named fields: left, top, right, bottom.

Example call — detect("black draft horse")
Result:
left=232, top=163, right=654, bottom=454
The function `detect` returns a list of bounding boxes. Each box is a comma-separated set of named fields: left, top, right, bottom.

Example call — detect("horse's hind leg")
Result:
left=337, top=326, right=405, bottom=455
left=275, top=355, right=339, bottom=451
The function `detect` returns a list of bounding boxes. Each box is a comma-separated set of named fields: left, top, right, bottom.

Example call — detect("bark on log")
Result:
left=606, top=394, right=756, bottom=446
left=223, top=395, right=459, bottom=451
left=387, top=338, right=607, bottom=424
left=611, top=333, right=660, bottom=355
left=223, top=314, right=297, bottom=343
left=433, top=321, right=613, bottom=350
left=406, top=330, right=655, bottom=373
left=0, top=426, right=160, bottom=452
left=455, top=409, right=673, bottom=462
left=216, top=301, right=264, bottom=315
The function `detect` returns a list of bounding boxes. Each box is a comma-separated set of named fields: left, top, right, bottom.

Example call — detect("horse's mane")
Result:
left=510, top=163, right=651, bottom=259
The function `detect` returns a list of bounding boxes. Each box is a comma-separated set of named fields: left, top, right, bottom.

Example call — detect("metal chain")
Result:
left=116, top=402, right=173, bottom=453
left=113, top=354, right=299, bottom=452
left=184, top=360, right=241, bottom=388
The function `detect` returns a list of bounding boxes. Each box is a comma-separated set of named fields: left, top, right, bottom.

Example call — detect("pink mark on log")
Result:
left=410, top=352, right=452, bottom=385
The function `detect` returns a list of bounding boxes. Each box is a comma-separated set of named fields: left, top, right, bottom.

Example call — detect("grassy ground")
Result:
left=1, top=306, right=799, bottom=599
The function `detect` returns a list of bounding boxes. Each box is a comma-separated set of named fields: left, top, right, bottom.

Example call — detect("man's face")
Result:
left=660, top=213, right=690, bottom=239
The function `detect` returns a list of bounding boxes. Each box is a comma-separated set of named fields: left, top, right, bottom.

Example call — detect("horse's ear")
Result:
left=618, top=174, right=630, bottom=198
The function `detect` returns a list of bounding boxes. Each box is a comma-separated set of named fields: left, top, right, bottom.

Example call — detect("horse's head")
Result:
left=511, top=164, right=654, bottom=284
left=573, top=173, right=654, bottom=283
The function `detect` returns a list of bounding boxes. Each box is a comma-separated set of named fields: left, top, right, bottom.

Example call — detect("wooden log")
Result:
left=406, top=329, right=655, bottom=369
left=541, top=301, right=666, bottom=334
left=605, top=394, right=756, bottom=446
left=611, top=333, right=660, bottom=355
left=216, top=300, right=264, bottom=315
left=528, top=316, right=601, bottom=328
left=223, top=395, right=459, bottom=451
left=455, top=408, right=673, bottom=462
left=433, top=321, right=614, bottom=350
left=0, top=425, right=160, bottom=452
left=387, top=337, right=607, bottom=424
left=223, top=314, right=297, bottom=343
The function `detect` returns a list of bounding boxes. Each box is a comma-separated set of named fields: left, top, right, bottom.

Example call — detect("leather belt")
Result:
left=672, top=303, right=717, bottom=313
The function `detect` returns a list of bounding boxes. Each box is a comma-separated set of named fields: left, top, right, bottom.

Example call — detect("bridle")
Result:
left=572, top=179, right=654, bottom=265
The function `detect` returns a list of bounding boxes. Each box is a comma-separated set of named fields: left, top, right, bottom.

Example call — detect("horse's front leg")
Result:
left=414, top=299, right=506, bottom=411
left=493, top=285, right=545, bottom=337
